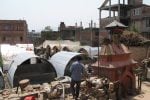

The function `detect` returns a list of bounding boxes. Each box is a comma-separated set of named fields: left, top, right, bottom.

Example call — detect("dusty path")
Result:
left=125, top=81, right=150, bottom=100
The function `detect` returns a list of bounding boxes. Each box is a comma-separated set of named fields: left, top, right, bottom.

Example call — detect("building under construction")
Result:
left=0, top=20, right=28, bottom=44
left=99, top=0, right=150, bottom=39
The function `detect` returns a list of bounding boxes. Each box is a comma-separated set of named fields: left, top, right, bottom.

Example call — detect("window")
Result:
left=146, top=17, right=150, bottom=27
left=133, top=10, right=136, bottom=16
left=2, top=37, right=6, bottom=42
left=95, top=32, right=99, bottom=36
left=4, top=25, right=11, bottom=31
left=20, top=36, right=23, bottom=42
left=136, top=8, right=140, bottom=15
left=133, top=8, right=140, bottom=16
left=17, top=26, right=19, bottom=31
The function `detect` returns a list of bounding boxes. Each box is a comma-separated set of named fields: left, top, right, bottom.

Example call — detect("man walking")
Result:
left=70, top=56, right=84, bottom=99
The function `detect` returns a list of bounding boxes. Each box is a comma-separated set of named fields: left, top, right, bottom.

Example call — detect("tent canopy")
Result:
left=49, top=51, right=91, bottom=77
left=8, top=52, right=57, bottom=87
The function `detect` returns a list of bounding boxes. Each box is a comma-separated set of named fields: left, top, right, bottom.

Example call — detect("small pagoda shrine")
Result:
left=92, top=20, right=137, bottom=96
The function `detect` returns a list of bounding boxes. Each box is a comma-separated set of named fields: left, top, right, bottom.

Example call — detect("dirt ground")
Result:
left=125, top=81, right=150, bottom=100
left=127, top=47, right=150, bottom=100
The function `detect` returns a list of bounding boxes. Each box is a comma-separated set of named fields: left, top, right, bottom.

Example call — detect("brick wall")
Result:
left=0, top=20, right=28, bottom=44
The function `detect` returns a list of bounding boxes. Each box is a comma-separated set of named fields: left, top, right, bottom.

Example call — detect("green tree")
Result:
left=130, top=25, right=139, bottom=33
left=44, top=26, right=53, bottom=31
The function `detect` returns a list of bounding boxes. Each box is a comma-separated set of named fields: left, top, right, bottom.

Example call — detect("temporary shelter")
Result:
left=8, top=52, right=57, bottom=87
left=49, top=51, right=90, bottom=77
left=42, top=40, right=80, bottom=47
left=39, top=40, right=80, bottom=51
left=16, top=44, right=34, bottom=51
left=0, top=44, right=34, bottom=71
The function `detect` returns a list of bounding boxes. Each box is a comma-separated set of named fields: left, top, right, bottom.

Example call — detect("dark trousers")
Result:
left=70, top=79, right=81, bottom=98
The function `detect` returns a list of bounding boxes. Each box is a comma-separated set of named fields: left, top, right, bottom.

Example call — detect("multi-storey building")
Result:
left=77, top=28, right=99, bottom=46
left=27, top=30, right=41, bottom=43
left=0, top=20, right=28, bottom=44
left=58, top=22, right=99, bottom=46
left=59, top=22, right=83, bottom=41
left=99, top=0, right=150, bottom=39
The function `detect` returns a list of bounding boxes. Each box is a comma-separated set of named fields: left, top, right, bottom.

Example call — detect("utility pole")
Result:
left=98, top=8, right=102, bottom=77
left=80, top=21, right=82, bottom=43
left=75, top=22, right=77, bottom=41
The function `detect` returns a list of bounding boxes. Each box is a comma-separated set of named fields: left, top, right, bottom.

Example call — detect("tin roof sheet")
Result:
left=8, top=52, right=38, bottom=87
left=49, top=51, right=82, bottom=77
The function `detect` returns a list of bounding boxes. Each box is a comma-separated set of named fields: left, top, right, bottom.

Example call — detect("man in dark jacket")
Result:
left=70, top=56, right=84, bottom=99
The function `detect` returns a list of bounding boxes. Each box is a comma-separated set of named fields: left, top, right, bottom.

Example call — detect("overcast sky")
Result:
left=0, top=0, right=150, bottom=31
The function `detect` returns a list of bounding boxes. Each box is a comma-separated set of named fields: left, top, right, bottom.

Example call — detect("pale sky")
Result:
left=0, top=0, right=150, bottom=31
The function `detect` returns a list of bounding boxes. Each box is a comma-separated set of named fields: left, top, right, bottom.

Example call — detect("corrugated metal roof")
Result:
left=49, top=51, right=82, bottom=77
left=42, top=40, right=80, bottom=49
left=8, top=52, right=38, bottom=87
left=0, top=44, right=34, bottom=71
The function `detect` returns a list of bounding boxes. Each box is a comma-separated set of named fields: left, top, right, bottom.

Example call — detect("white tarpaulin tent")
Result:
left=39, top=40, right=80, bottom=51
left=8, top=52, right=57, bottom=87
left=0, top=44, right=34, bottom=71
left=49, top=51, right=83, bottom=77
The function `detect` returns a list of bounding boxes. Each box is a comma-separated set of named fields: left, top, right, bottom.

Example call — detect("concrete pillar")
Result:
left=113, top=11, right=115, bottom=17
left=118, top=0, right=120, bottom=4
left=118, top=0, right=121, bottom=21
left=94, top=23, right=96, bottom=28
left=109, top=0, right=111, bottom=18
left=99, top=9, right=102, bottom=29
left=123, top=0, right=125, bottom=4
left=75, top=22, right=77, bottom=28
left=80, top=21, right=82, bottom=27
